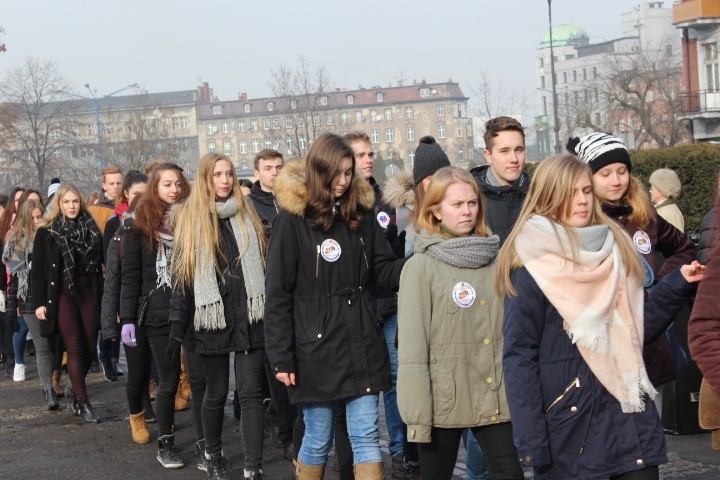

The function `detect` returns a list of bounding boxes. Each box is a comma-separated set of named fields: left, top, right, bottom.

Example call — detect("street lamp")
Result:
left=548, top=0, right=562, bottom=154
left=84, top=82, right=138, bottom=169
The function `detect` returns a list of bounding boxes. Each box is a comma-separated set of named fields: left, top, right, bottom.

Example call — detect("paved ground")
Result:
left=2, top=352, right=720, bottom=479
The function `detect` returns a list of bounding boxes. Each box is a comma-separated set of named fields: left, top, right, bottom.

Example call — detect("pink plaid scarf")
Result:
left=515, top=215, right=655, bottom=413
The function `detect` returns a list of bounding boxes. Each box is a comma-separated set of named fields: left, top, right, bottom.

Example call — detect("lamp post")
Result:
left=83, top=83, right=138, bottom=169
left=548, top=0, right=562, bottom=154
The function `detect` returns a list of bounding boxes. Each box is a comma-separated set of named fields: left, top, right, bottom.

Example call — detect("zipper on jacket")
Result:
left=545, top=376, right=580, bottom=413
left=359, top=238, right=369, bottom=269
left=316, top=245, right=320, bottom=278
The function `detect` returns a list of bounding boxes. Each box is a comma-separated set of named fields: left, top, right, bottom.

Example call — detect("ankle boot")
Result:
left=195, top=439, right=207, bottom=471
left=44, top=387, right=60, bottom=411
left=157, top=435, right=184, bottom=469
left=179, top=351, right=191, bottom=401
left=174, top=385, right=189, bottom=411
left=52, top=370, right=65, bottom=397
left=79, top=399, right=101, bottom=424
left=129, top=411, right=150, bottom=444
left=353, top=462, right=385, bottom=480
left=294, top=460, right=325, bottom=480
left=205, top=451, right=229, bottom=480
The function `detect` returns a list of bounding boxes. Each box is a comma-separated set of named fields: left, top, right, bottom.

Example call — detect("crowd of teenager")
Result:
left=2, top=116, right=720, bottom=480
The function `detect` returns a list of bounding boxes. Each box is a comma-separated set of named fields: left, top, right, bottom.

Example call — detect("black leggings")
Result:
left=417, top=423, right=523, bottom=480
left=200, top=353, right=230, bottom=455
left=235, top=349, right=266, bottom=468
left=611, top=466, right=659, bottom=480
left=185, top=348, right=206, bottom=441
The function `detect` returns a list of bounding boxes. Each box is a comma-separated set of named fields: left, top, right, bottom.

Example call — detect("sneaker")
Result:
left=112, top=358, right=124, bottom=376
left=13, top=363, right=26, bottom=382
left=196, top=439, right=207, bottom=471
left=243, top=467, right=264, bottom=480
left=206, top=451, right=229, bottom=480
left=157, top=436, right=184, bottom=469
left=89, top=359, right=101, bottom=373
left=102, top=360, right=119, bottom=382
left=405, top=460, right=420, bottom=480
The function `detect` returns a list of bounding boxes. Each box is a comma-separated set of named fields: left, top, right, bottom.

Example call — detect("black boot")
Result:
left=101, top=360, right=119, bottom=382
left=205, top=451, right=229, bottom=480
left=157, top=435, right=184, bottom=469
left=143, top=396, right=157, bottom=423
left=69, top=398, right=81, bottom=416
left=44, top=387, right=59, bottom=411
left=196, top=439, right=207, bottom=471
left=243, top=467, right=264, bottom=480
left=79, top=399, right=101, bottom=423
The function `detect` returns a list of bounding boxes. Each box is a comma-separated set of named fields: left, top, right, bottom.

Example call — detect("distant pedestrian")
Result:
left=649, top=168, right=684, bottom=232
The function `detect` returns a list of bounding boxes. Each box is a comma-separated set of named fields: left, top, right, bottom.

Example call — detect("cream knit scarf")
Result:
left=193, top=197, right=265, bottom=331
left=515, top=215, right=655, bottom=413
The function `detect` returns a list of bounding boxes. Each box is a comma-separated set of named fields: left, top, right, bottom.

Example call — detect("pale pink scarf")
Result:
left=515, top=215, right=655, bottom=413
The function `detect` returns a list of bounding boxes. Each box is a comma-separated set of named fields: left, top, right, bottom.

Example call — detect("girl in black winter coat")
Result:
left=264, top=133, right=406, bottom=480
left=119, top=163, right=190, bottom=467
left=31, top=184, right=103, bottom=423
left=168, top=152, right=268, bottom=480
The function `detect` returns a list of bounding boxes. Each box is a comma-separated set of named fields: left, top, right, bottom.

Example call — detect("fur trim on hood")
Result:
left=274, top=159, right=375, bottom=217
left=382, top=170, right=415, bottom=209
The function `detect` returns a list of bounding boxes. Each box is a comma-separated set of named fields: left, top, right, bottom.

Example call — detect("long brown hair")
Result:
left=415, top=167, right=490, bottom=237
left=133, top=163, right=190, bottom=249
left=17, top=189, right=45, bottom=211
left=494, top=154, right=644, bottom=298
left=172, top=153, right=266, bottom=290
left=0, top=187, right=25, bottom=240
left=305, top=133, right=363, bottom=232
left=8, top=199, right=43, bottom=245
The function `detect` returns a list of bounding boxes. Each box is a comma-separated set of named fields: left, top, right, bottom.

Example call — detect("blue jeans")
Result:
left=299, top=394, right=382, bottom=466
left=12, top=315, right=28, bottom=364
left=463, top=429, right=489, bottom=480
left=382, top=313, right=405, bottom=457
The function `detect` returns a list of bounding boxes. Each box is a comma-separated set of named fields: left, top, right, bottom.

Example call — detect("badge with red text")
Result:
left=320, top=239, right=342, bottom=262
left=452, top=282, right=476, bottom=308
left=377, top=211, right=390, bottom=229
left=633, top=230, right=652, bottom=255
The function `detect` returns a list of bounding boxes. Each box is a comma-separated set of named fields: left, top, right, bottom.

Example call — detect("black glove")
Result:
left=8, top=313, right=19, bottom=333
left=385, top=224, right=406, bottom=259
left=164, top=337, right=182, bottom=362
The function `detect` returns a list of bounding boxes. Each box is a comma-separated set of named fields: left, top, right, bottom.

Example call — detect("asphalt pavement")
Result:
left=2, top=352, right=720, bottom=479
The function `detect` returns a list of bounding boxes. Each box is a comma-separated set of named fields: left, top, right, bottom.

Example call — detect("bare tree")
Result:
left=0, top=57, right=79, bottom=189
left=468, top=71, right=530, bottom=121
left=268, top=56, right=333, bottom=158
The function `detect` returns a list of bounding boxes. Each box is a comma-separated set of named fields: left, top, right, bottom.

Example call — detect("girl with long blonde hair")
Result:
left=498, top=154, right=704, bottom=480
left=168, top=152, right=267, bottom=480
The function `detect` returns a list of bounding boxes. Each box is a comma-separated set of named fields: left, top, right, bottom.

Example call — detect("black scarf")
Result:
left=49, top=211, right=101, bottom=292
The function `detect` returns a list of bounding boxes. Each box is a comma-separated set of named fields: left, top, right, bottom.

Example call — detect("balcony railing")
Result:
left=679, top=90, right=720, bottom=114
left=673, top=0, right=720, bottom=26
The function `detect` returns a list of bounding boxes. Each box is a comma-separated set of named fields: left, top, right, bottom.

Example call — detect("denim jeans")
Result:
left=299, top=394, right=382, bottom=466
left=12, top=315, right=28, bottom=364
left=463, top=429, right=489, bottom=480
left=382, top=313, right=406, bottom=457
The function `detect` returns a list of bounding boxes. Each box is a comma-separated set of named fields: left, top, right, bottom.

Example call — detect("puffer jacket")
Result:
left=264, top=159, right=407, bottom=405
left=602, top=202, right=695, bottom=386
left=696, top=206, right=718, bottom=265
left=100, top=217, right=128, bottom=341
left=504, top=267, right=695, bottom=480
left=470, top=165, right=530, bottom=244
left=247, top=181, right=279, bottom=226
left=397, top=232, right=508, bottom=443
left=383, top=171, right=416, bottom=257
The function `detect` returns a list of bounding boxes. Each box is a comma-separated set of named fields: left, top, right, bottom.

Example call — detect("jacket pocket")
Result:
left=296, top=298, right=328, bottom=345
left=430, top=362, right=456, bottom=417
left=545, top=375, right=582, bottom=413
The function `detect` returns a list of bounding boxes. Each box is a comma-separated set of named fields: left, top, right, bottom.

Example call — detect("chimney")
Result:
left=238, top=92, right=248, bottom=101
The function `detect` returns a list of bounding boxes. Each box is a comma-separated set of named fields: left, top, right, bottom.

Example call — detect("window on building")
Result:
left=298, top=116, right=306, bottom=127
left=387, top=150, right=394, bottom=160
left=437, top=124, right=446, bottom=139
left=223, top=140, right=232, bottom=155
left=437, top=105, right=445, bottom=116
left=706, top=43, right=720, bottom=92
left=290, top=99, right=297, bottom=110
left=265, top=138, right=272, bottom=149
left=377, top=92, right=384, bottom=102
left=319, top=96, right=328, bottom=106
left=286, top=137, right=294, bottom=152
left=370, top=110, right=378, bottom=122
left=456, top=125, right=463, bottom=137
left=313, top=114, right=321, bottom=127
left=299, top=136, right=307, bottom=150
left=208, top=141, right=216, bottom=153
left=273, top=118, right=280, bottom=130
left=385, top=128, right=394, bottom=142
left=267, top=101, right=274, bottom=111
left=355, top=111, right=363, bottom=123
left=252, top=138, right=260, bottom=153
left=541, top=76, right=545, bottom=88
left=238, top=120, right=246, bottom=132
left=409, top=150, right=415, bottom=165
left=370, top=129, right=379, bottom=144
left=340, top=112, right=348, bottom=125
left=594, top=88, right=599, bottom=102
left=542, top=96, right=547, bottom=116
left=583, top=68, right=587, bottom=80
left=262, top=118, right=270, bottom=130
left=539, top=57, right=544, bottom=68
left=407, top=126, right=415, bottom=141
left=405, top=106, right=414, bottom=119
left=207, top=124, right=216, bottom=135
left=250, top=120, right=258, bottom=131
left=385, top=108, right=392, bottom=121
left=172, top=116, right=188, bottom=130
left=563, top=72, right=567, bottom=83
left=285, top=116, right=293, bottom=128
left=223, top=122, right=230, bottom=134
left=420, top=88, right=430, bottom=98
left=347, top=95, right=354, bottom=105
left=326, top=114, right=333, bottom=126
left=467, top=123, right=473, bottom=136
left=593, top=66, right=598, bottom=78
left=573, top=70, right=577, bottom=82
left=212, top=105, right=223, bottom=115
left=239, top=140, right=247, bottom=154
left=244, top=103, right=251, bottom=113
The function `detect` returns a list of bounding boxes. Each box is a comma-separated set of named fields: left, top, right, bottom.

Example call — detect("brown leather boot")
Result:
left=174, top=387, right=189, bottom=411
left=713, top=430, right=720, bottom=451
left=52, top=370, right=65, bottom=397
left=178, top=351, right=191, bottom=402
left=353, top=461, right=385, bottom=480
left=294, top=459, right=325, bottom=480
left=129, top=411, right=151, bottom=444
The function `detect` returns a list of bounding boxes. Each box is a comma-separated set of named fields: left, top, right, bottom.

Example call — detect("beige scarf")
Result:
left=515, top=215, right=655, bottom=413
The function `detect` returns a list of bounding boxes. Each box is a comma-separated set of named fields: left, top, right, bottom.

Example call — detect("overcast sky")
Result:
left=3, top=0, right=666, bottom=119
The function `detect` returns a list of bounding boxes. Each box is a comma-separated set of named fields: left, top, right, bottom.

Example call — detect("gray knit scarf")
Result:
left=193, top=197, right=265, bottom=331
left=2, top=233, right=32, bottom=301
left=425, top=231, right=500, bottom=268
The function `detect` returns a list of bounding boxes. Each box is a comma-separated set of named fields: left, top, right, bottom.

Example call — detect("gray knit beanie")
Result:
left=649, top=168, right=681, bottom=198
left=413, top=136, right=450, bottom=185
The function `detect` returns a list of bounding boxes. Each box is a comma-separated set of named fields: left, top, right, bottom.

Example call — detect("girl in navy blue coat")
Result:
left=494, top=155, right=704, bottom=480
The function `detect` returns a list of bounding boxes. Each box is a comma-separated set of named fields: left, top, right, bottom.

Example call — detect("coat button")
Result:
left=570, top=406, right=578, bottom=413
left=274, top=367, right=279, bottom=371
left=409, top=430, right=415, bottom=439
left=48, top=300, right=52, bottom=304
left=486, top=377, right=493, bottom=384
left=430, top=356, right=437, bottom=364
left=524, top=456, right=532, bottom=463
left=490, top=415, right=497, bottom=421
left=52, top=264, right=56, bottom=267
left=636, top=459, right=644, bottom=465
left=317, top=333, right=322, bottom=338
left=483, top=338, right=491, bottom=345
left=479, top=300, right=487, bottom=306
left=366, top=387, right=370, bottom=392
left=50, top=282, right=55, bottom=286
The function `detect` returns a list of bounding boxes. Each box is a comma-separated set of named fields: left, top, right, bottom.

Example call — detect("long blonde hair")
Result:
left=494, top=154, right=644, bottom=298
left=415, top=166, right=490, bottom=237
left=172, top=153, right=266, bottom=290
left=38, top=184, right=90, bottom=229
left=620, top=175, right=654, bottom=230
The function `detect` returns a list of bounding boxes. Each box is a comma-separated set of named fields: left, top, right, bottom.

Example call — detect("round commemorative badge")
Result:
left=376, top=211, right=391, bottom=229
left=452, top=281, right=476, bottom=308
left=632, top=230, right=652, bottom=255
left=320, top=239, right=342, bottom=262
